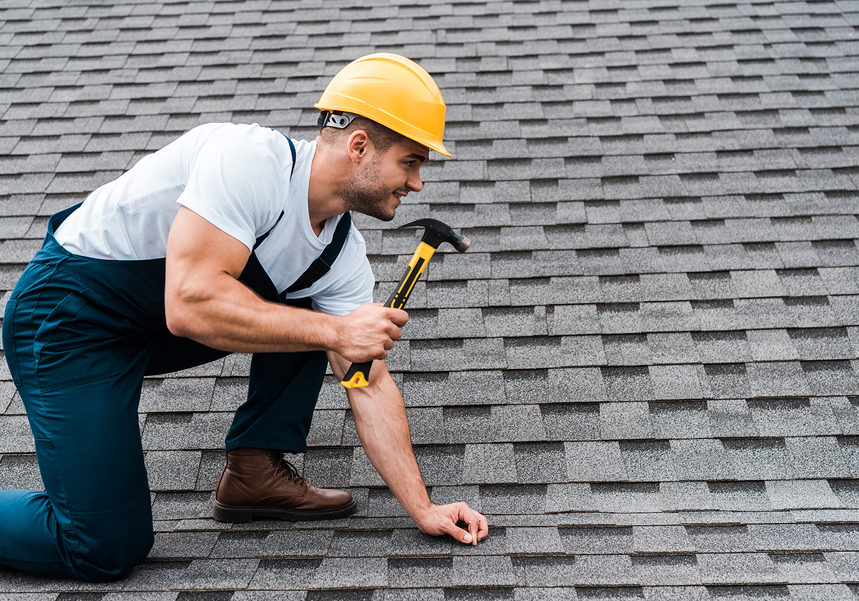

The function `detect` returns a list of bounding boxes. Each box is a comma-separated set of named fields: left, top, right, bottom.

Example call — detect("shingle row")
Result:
left=134, top=399, right=859, bottom=444
left=146, top=521, right=859, bottom=560
left=133, top=436, right=859, bottom=489
left=364, top=223, right=859, bottom=255
left=9, top=394, right=855, bottom=443
left=7, top=358, right=850, bottom=408
left=6, top=551, right=850, bottom=592
left=366, top=247, right=858, bottom=281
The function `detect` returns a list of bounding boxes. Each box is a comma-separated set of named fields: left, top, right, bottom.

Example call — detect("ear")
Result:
left=346, top=129, right=372, bottom=164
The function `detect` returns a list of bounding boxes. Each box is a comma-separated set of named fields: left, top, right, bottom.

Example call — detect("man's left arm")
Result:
left=327, top=351, right=489, bottom=545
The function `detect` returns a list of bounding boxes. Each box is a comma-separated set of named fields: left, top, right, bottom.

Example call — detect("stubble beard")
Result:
left=341, top=155, right=398, bottom=222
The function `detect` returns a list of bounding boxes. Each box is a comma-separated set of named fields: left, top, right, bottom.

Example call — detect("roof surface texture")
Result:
left=1, top=0, right=859, bottom=599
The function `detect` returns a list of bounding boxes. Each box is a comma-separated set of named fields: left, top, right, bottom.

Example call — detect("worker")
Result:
left=0, top=53, right=488, bottom=582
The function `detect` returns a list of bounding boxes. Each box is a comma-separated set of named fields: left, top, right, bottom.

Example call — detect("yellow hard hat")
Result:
left=315, top=53, right=451, bottom=157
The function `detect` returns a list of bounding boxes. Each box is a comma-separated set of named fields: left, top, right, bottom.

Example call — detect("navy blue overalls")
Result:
left=0, top=140, right=352, bottom=581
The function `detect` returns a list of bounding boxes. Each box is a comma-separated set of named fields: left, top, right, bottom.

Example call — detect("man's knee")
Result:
left=68, top=508, right=154, bottom=582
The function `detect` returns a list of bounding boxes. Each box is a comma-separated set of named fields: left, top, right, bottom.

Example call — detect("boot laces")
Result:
left=273, top=456, right=307, bottom=487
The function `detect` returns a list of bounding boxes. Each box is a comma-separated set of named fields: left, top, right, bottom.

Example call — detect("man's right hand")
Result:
left=335, top=303, right=408, bottom=363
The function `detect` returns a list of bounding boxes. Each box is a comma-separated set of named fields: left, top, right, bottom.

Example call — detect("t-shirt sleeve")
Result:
left=177, top=132, right=284, bottom=252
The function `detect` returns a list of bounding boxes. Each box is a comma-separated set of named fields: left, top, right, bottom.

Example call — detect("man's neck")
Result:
left=307, top=141, right=348, bottom=236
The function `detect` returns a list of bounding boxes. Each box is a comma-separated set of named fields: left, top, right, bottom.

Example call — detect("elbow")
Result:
left=164, top=296, right=197, bottom=339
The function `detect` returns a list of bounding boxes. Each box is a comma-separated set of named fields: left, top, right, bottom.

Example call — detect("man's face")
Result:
left=342, top=137, right=429, bottom=221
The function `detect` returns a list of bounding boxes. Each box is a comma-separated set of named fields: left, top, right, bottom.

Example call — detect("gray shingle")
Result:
left=150, top=531, right=218, bottom=560
left=0, top=415, right=34, bottom=453
left=746, top=361, right=811, bottom=398
left=787, top=584, right=857, bottom=601
left=572, top=554, right=637, bottom=586
left=789, top=328, right=853, bottom=361
left=772, top=553, right=836, bottom=584
left=748, top=524, right=822, bottom=552
left=542, top=402, right=601, bottom=441
left=139, top=377, right=216, bottom=413
left=786, top=436, right=852, bottom=479
left=307, top=557, right=388, bottom=589
left=451, top=555, right=523, bottom=587
left=480, top=484, right=547, bottom=515
left=748, top=399, right=819, bottom=437
left=650, top=401, right=709, bottom=439
left=328, top=530, right=392, bottom=558
left=590, top=482, right=661, bottom=513
left=560, top=526, right=633, bottom=555
left=142, top=413, right=232, bottom=450
left=686, top=525, right=754, bottom=553
left=696, top=552, right=781, bottom=585
left=387, top=557, right=452, bottom=588
left=514, top=441, right=566, bottom=483
left=826, top=551, right=859, bottom=582
left=600, top=402, right=656, bottom=440
left=642, top=585, right=712, bottom=600
left=145, top=450, right=202, bottom=491
left=125, top=558, right=259, bottom=591
left=512, top=556, right=577, bottom=588
left=723, top=438, right=793, bottom=480
left=502, top=370, right=549, bottom=404
left=463, top=443, right=516, bottom=484
left=633, top=525, right=694, bottom=553
left=708, top=481, right=772, bottom=512
left=505, top=526, right=563, bottom=555
left=660, top=481, right=715, bottom=511
left=802, top=361, right=859, bottom=396
left=603, top=333, right=651, bottom=366
left=648, top=333, right=700, bottom=364
left=601, top=366, right=654, bottom=402
left=0, top=453, right=42, bottom=490
left=632, top=555, right=699, bottom=586
left=416, top=445, right=465, bottom=485
left=566, top=441, right=627, bottom=482
left=747, top=329, right=800, bottom=361
left=649, top=364, right=704, bottom=400
left=641, top=301, right=699, bottom=332
left=620, top=440, right=676, bottom=482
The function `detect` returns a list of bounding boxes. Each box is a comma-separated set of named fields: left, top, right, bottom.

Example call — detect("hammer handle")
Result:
left=340, top=242, right=437, bottom=388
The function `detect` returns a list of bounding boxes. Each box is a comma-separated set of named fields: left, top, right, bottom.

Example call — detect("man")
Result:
left=1, top=53, right=488, bottom=583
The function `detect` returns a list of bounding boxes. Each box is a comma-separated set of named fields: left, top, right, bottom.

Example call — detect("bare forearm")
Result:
left=345, top=366, right=432, bottom=521
left=166, top=272, right=340, bottom=354
left=329, top=351, right=489, bottom=545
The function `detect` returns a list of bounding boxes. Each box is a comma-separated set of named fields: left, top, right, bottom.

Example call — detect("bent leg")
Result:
left=0, top=490, right=71, bottom=577
left=0, top=367, right=155, bottom=581
left=1, top=264, right=154, bottom=581
left=225, top=349, right=328, bottom=452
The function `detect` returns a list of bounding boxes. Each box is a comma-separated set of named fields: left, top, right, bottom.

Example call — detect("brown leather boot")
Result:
left=213, top=448, right=357, bottom=522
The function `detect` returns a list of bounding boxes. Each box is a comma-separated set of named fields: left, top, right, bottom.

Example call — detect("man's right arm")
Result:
left=164, top=206, right=407, bottom=359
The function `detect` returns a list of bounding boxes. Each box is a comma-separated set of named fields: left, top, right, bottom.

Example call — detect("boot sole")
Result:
left=212, top=498, right=358, bottom=523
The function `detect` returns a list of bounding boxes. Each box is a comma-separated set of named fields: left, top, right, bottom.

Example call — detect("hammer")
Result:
left=340, top=218, right=470, bottom=388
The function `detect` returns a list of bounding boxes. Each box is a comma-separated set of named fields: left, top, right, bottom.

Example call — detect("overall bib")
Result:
left=0, top=199, right=351, bottom=581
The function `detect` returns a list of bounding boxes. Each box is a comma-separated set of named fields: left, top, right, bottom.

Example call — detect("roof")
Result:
left=1, top=0, right=859, bottom=598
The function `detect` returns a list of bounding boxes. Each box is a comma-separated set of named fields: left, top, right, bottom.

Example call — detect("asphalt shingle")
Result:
left=1, top=1, right=858, bottom=599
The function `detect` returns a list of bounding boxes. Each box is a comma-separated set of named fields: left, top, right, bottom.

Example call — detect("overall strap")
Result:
left=252, top=135, right=297, bottom=251
left=283, top=211, right=352, bottom=295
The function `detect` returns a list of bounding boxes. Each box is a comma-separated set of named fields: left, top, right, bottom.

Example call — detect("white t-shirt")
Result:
left=54, top=122, right=375, bottom=316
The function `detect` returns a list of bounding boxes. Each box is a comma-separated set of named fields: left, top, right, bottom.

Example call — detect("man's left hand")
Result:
left=414, top=502, right=489, bottom=546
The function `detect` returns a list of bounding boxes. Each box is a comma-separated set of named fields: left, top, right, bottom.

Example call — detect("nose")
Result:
left=407, top=169, right=423, bottom=193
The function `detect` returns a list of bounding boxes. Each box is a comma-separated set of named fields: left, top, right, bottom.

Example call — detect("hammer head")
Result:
left=398, top=218, right=470, bottom=252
